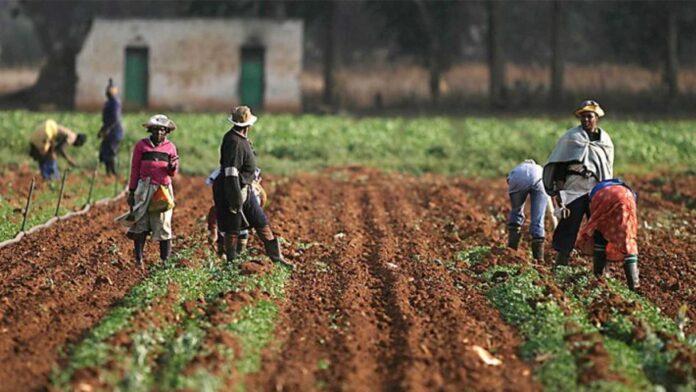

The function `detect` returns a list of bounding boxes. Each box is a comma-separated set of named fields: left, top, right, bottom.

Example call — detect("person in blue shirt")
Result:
left=98, top=78, right=125, bottom=176
left=507, top=159, right=556, bottom=262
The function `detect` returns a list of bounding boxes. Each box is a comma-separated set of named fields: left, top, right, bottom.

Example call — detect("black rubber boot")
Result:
left=554, top=251, right=570, bottom=267
left=623, top=255, right=640, bottom=291
left=160, top=239, right=172, bottom=261
left=507, top=225, right=522, bottom=250
left=225, top=234, right=238, bottom=264
left=593, top=248, right=607, bottom=278
left=263, top=238, right=294, bottom=269
left=531, top=237, right=544, bottom=262
left=134, top=237, right=145, bottom=270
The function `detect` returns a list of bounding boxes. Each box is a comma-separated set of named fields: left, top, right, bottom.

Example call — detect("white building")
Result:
left=75, top=18, right=303, bottom=112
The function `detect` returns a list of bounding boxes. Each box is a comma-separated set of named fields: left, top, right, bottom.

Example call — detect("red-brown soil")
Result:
left=252, top=168, right=538, bottom=391
left=0, top=173, right=210, bottom=392
left=0, top=167, right=693, bottom=391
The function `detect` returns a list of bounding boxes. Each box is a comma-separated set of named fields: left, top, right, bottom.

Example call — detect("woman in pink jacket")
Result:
left=126, top=114, right=179, bottom=269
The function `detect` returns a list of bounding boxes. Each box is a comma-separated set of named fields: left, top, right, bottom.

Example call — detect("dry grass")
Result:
left=0, top=68, right=39, bottom=95
left=7, top=63, right=696, bottom=110
left=303, top=62, right=696, bottom=107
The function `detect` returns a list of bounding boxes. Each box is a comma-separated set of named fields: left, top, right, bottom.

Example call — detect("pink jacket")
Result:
left=128, top=138, right=178, bottom=190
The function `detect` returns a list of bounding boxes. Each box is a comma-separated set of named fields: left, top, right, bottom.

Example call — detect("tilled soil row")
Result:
left=0, top=176, right=209, bottom=392
left=252, top=168, right=538, bottom=391
left=455, top=175, right=696, bottom=335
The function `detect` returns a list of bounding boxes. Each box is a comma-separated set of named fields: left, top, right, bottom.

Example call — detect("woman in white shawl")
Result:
left=543, top=100, right=614, bottom=266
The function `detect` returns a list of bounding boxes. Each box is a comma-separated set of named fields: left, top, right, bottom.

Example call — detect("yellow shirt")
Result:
left=30, top=120, right=76, bottom=154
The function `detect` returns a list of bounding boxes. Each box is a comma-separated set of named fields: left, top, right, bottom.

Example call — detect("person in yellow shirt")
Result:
left=29, top=119, right=87, bottom=180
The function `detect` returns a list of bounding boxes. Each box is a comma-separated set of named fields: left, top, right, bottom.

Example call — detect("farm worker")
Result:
left=98, top=78, right=125, bottom=176
left=575, top=179, right=640, bottom=291
left=542, top=99, right=614, bottom=267
left=213, top=106, right=293, bottom=268
left=206, top=167, right=266, bottom=258
left=28, top=119, right=87, bottom=180
left=506, top=159, right=557, bottom=262
left=126, top=114, right=179, bottom=269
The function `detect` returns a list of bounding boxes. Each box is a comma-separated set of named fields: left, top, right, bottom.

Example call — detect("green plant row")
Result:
left=553, top=266, right=696, bottom=390
left=1, top=111, right=694, bottom=177
left=0, top=168, right=123, bottom=241
left=452, top=244, right=694, bottom=391
left=51, top=241, right=291, bottom=392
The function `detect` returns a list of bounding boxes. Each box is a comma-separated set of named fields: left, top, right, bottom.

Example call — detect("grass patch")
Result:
left=1, top=111, right=694, bottom=177
left=0, top=168, right=123, bottom=241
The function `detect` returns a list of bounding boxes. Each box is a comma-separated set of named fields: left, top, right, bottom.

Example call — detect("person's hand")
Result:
left=167, top=155, right=179, bottom=172
left=127, top=191, right=136, bottom=207
left=553, top=205, right=570, bottom=220
left=207, top=230, right=217, bottom=245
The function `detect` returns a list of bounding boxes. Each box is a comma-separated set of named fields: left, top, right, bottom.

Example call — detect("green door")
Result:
left=240, top=47, right=265, bottom=109
left=124, top=47, right=149, bottom=108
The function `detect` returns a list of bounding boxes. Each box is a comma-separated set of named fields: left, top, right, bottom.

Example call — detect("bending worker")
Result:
left=506, top=159, right=557, bottom=262
left=29, top=119, right=86, bottom=180
left=543, top=100, right=614, bottom=266
left=126, top=114, right=179, bottom=269
left=576, top=179, right=640, bottom=291
left=213, top=106, right=292, bottom=269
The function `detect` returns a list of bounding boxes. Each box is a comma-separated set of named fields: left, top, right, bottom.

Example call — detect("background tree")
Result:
left=14, top=0, right=186, bottom=109
left=664, top=0, right=679, bottom=99
left=549, top=0, right=566, bottom=106
left=487, top=0, right=506, bottom=107
left=368, top=0, right=465, bottom=103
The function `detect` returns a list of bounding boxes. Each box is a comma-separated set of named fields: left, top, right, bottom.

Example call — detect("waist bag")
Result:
left=148, top=185, right=175, bottom=213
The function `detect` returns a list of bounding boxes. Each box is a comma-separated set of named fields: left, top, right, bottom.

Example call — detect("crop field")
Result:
left=0, top=111, right=694, bottom=391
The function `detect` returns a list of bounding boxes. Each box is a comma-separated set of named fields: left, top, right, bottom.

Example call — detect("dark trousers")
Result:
left=552, top=195, right=590, bottom=254
left=99, top=140, right=120, bottom=176
left=213, top=178, right=268, bottom=234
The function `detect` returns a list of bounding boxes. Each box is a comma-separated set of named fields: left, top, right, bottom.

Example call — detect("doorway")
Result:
left=240, top=46, right=265, bottom=109
left=124, top=47, right=149, bottom=108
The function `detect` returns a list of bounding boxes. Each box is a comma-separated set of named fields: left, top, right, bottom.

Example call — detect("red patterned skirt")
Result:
left=576, top=185, right=638, bottom=261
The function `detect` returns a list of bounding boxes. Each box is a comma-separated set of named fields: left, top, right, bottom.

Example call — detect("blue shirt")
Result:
left=508, top=162, right=544, bottom=194
left=102, top=96, right=124, bottom=142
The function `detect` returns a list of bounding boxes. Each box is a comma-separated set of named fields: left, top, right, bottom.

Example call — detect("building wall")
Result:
left=75, top=18, right=302, bottom=111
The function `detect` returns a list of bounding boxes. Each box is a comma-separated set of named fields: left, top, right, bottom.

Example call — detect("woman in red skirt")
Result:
left=576, top=179, right=639, bottom=291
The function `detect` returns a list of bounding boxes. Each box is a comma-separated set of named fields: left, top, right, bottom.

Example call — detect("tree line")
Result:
left=2, top=0, right=694, bottom=109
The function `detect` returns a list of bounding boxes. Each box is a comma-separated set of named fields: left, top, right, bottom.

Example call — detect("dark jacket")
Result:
left=219, top=129, right=257, bottom=211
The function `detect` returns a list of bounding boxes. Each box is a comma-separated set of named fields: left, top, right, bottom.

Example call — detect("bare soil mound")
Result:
left=0, top=175, right=210, bottom=391
left=252, top=168, right=538, bottom=391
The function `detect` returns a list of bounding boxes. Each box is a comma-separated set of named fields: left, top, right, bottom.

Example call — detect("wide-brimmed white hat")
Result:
left=228, top=106, right=257, bottom=127
left=142, top=114, right=176, bottom=131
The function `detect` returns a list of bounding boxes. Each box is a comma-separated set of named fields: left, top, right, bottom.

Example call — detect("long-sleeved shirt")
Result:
left=219, top=129, right=257, bottom=210
left=101, top=96, right=124, bottom=142
left=128, top=137, right=178, bottom=190
left=507, top=161, right=544, bottom=194
left=30, top=120, right=77, bottom=155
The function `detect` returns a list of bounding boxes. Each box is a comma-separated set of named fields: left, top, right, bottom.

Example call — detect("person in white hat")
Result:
left=126, top=114, right=179, bottom=270
left=542, top=100, right=614, bottom=267
left=213, top=106, right=293, bottom=269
